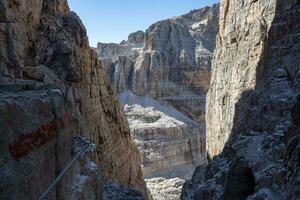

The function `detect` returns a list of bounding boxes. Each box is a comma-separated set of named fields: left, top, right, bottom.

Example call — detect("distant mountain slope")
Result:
left=95, top=4, right=219, bottom=200
left=97, top=3, right=219, bottom=125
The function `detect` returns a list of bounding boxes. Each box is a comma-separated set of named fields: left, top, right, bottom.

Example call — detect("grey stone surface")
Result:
left=96, top=5, right=219, bottom=199
left=95, top=30, right=144, bottom=62
left=182, top=0, right=300, bottom=199
left=99, top=5, right=219, bottom=125
left=102, top=182, right=145, bottom=200
left=0, top=0, right=149, bottom=199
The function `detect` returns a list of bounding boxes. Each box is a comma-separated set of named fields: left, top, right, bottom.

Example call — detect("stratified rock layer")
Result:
left=96, top=5, right=219, bottom=200
left=132, top=4, right=219, bottom=99
left=95, top=30, right=144, bottom=62
left=182, top=0, right=300, bottom=199
left=119, top=91, right=205, bottom=179
left=0, top=0, right=148, bottom=199
left=100, top=4, right=219, bottom=125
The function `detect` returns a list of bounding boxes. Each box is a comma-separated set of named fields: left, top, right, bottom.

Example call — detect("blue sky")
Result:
left=68, top=0, right=219, bottom=47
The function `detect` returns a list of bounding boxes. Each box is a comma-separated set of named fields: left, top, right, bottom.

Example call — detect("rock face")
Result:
left=206, top=0, right=277, bottom=158
left=119, top=91, right=205, bottom=179
left=101, top=4, right=219, bottom=124
left=0, top=0, right=148, bottom=199
left=182, top=0, right=300, bottom=199
left=95, top=30, right=144, bottom=62
left=96, top=5, right=219, bottom=200
left=132, top=5, right=219, bottom=101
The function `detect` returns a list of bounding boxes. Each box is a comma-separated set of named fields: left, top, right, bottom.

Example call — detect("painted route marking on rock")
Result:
left=9, top=113, right=68, bottom=160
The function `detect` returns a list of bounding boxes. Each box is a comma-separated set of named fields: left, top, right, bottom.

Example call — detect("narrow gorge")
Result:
left=0, top=0, right=300, bottom=200
left=95, top=5, right=219, bottom=199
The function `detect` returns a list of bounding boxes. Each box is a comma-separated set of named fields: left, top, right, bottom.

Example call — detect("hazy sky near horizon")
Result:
left=68, top=0, right=218, bottom=47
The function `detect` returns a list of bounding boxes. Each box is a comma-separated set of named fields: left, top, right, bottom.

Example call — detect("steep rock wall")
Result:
left=119, top=91, right=205, bottom=179
left=96, top=5, right=219, bottom=200
left=95, top=30, right=144, bottom=62
left=0, top=0, right=148, bottom=199
left=131, top=5, right=219, bottom=123
left=182, top=0, right=300, bottom=199
left=206, top=0, right=277, bottom=158
left=101, top=4, right=219, bottom=125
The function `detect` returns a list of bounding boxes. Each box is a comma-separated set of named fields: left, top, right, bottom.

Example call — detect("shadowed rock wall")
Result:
left=0, top=0, right=148, bottom=199
left=182, top=0, right=300, bottom=199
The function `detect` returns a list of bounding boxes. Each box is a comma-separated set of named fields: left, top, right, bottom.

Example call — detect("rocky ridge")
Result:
left=95, top=30, right=144, bottom=62
left=182, top=0, right=300, bottom=199
left=0, top=0, right=149, bottom=199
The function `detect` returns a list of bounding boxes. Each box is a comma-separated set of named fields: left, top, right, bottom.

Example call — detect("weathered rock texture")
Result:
left=182, top=0, right=300, bottom=199
left=0, top=0, right=148, bottom=199
left=131, top=4, right=219, bottom=100
left=96, top=5, right=219, bottom=200
left=101, top=4, right=219, bottom=124
left=119, top=91, right=205, bottom=179
left=95, top=30, right=144, bottom=62
left=206, top=0, right=277, bottom=158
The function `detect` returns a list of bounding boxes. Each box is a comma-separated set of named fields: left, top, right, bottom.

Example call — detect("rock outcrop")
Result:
left=0, top=0, right=148, bottom=199
left=182, top=0, right=300, bottom=199
left=206, top=0, right=277, bottom=158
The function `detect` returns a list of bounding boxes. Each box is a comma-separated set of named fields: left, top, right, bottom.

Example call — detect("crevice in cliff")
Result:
left=223, top=161, right=255, bottom=200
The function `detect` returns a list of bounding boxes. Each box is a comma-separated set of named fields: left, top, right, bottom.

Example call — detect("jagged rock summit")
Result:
left=0, top=0, right=149, bottom=199
left=95, top=30, right=145, bottom=62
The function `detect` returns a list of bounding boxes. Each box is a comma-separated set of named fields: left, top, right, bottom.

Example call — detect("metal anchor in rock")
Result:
left=38, top=137, right=96, bottom=200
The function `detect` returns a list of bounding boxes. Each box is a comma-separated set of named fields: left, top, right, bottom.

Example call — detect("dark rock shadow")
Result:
left=216, top=0, right=300, bottom=199
left=181, top=1, right=300, bottom=200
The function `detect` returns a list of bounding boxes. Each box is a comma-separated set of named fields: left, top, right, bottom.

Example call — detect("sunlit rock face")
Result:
left=96, top=4, right=219, bottom=200
left=119, top=91, right=205, bottom=179
left=0, top=0, right=149, bottom=199
left=205, top=0, right=277, bottom=158
left=131, top=4, right=219, bottom=125
left=131, top=5, right=218, bottom=100
left=95, top=30, right=144, bottom=62
left=100, top=4, right=219, bottom=125
left=182, top=0, right=300, bottom=199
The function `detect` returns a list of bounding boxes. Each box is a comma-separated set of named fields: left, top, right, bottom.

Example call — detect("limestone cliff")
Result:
left=100, top=4, right=219, bottom=124
left=0, top=0, right=148, bottom=199
left=95, top=30, right=144, bottom=62
left=96, top=5, right=219, bottom=200
left=132, top=4, right=219, bottom=101
left=182, top=0, right=300, bottom=199
left=206, top=0, right=276, bottom=158
left=119, top=91, right=205, bottom=179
